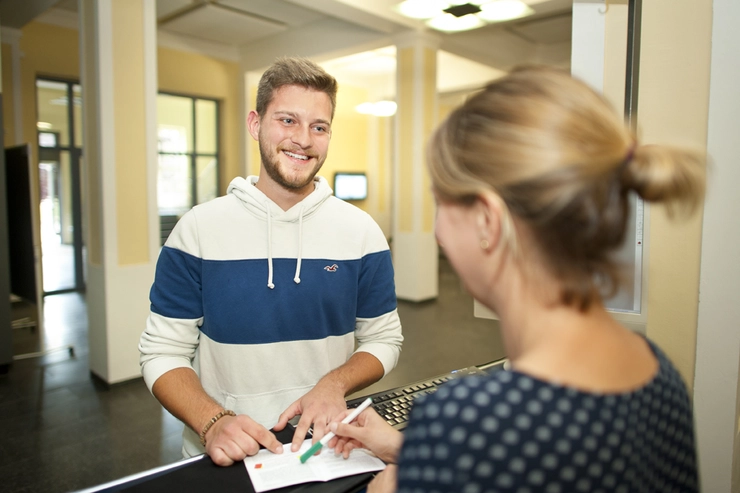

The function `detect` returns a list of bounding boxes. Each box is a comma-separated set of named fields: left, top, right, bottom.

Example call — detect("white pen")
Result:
left=298, top=397, right=374, bottom=463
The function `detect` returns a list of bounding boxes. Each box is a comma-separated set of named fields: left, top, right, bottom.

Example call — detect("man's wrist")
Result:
left=199, top=409, right=236, bottom=446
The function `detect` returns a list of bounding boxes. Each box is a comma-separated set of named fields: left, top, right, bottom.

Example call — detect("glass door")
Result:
left=36, top=79, right=85, bottom=295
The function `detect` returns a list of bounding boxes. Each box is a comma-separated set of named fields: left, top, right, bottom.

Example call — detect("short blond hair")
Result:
left=256, top=56, right=338, bottom=120
left=427, top=66, right=705, bottom=310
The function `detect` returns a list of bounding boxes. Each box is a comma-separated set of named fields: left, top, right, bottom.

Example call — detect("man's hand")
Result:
left=273, top=381, right=348, bottom=452
left=274, top=352, right=386, bottom=452
left=204, top=413, right=284, bottom=466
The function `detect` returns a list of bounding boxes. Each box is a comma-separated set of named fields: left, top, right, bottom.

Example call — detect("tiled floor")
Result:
left=1, top=257, right=505, bottom=493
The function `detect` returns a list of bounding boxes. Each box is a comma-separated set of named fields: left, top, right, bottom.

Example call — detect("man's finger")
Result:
left=274, top=402, right=300, bottom=432
left=209, top=447, right=235, bottom=467
left=291, top=416, right=312, bottom=452
left=244, top=423, right=283, bottom=455
left=312, top=419, right=329, bottom=445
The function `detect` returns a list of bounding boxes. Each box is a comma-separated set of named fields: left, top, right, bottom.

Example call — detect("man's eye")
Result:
left=314, top=126, right=327, bottom=133
left=282, top=118, right=294, bottom=124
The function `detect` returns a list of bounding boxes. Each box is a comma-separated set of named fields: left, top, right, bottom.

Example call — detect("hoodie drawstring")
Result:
left=293, top=205, right=304, bottom=284
left=266, top=205, right=275, bottom=289
left=265, top=202, right=304, bottom=289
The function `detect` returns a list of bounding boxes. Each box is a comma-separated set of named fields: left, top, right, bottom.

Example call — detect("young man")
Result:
left=139, top=57, right=403, bottom=466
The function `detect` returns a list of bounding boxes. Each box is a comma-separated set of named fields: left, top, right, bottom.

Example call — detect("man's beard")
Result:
left=259, top=139, right=324, bottom=191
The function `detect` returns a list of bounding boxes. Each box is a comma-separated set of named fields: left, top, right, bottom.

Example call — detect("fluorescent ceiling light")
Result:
left=478, top=1, right=534, bottom=22
left=395, top=0, right=450, bottom=20
left=427, top=12, right=486, bottom=32
left=37, top=121, right=53, bottom=129
left=356, top=101, right=397, bottom=117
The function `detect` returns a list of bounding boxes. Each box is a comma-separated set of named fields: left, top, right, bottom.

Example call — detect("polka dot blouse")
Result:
left=396, top=339, right=698, bottom=493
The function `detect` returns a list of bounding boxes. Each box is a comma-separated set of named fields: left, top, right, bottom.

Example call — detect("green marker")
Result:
left=299, top=397, right=374, bottom=464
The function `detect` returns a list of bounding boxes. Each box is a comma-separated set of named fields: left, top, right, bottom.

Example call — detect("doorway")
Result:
left=36, top=78, right=85, bottom=295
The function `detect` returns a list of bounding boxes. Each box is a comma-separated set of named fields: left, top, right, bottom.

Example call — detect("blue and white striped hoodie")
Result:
left=139, top=175, right=403, bottom=457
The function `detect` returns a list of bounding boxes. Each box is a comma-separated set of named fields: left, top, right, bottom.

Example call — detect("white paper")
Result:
left=243, top=439, right=385, bottom=492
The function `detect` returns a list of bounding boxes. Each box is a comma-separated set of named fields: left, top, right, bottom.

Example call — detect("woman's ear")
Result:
left=476, top=191, right=505, bottom=252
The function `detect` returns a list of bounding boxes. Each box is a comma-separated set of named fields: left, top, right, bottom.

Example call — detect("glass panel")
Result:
left=195, top=99, right=217, bottom=154
left=39, top=151, right=75, bottom=292
left=196, top=156, right=218, bottom=204
left=157, top=94, right=193, bottom=153
left=73, top=84, right=83, bottom=148
left=36, top=79, right=70, bottom=147
left=158, top=154, right=192, bottom=216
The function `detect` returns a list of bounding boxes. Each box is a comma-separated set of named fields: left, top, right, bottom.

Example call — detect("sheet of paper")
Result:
left=243, top=439, right=385, bottom=492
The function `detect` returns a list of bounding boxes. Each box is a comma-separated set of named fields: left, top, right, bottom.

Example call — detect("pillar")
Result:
left=392, top=32, right=439, bottom=302
left=79, top=0, right=159, bottom=383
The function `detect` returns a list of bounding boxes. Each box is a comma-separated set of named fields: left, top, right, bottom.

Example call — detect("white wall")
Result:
left=693, top=0, right=740, bottom=489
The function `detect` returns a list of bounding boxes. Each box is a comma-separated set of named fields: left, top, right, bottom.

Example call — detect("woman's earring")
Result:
left=480, top=239, right=490, bottom=250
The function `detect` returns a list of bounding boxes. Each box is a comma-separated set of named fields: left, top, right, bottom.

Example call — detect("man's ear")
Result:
left=476, top=191, right=505, bottom=251
left=247, top=110, right=261, bottom=141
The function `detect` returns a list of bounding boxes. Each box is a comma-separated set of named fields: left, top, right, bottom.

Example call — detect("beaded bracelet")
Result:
left=199, top=409, right=236, bottom=446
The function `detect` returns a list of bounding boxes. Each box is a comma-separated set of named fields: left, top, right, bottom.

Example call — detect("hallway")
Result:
left=1, top=257, right=505, bottom=493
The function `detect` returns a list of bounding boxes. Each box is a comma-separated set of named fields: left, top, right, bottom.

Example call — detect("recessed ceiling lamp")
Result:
left=394, top=0, right=535, bottom=33
left=356, top=101, right=397, bottom=117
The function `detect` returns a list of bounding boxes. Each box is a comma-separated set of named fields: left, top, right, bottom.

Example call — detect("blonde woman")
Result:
left=330, top=66, right=703, bottom=492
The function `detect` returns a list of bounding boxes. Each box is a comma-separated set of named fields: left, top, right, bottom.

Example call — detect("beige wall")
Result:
left=112, top=0, right=149, bottom=265
left=320, top=83, right=369, bottom=211
left=639, top=0, right=711, bottom=390
left=396, top=47, right=415, bottom=233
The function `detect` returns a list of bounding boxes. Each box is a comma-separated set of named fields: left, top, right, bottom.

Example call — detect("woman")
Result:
left=329, top=66, right=703, bottom=492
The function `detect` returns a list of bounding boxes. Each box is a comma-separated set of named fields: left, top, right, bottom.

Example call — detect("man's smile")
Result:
left=283, top=150, right=311, bottom=161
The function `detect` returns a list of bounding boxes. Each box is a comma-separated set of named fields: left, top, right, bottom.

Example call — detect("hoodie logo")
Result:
left=324, top=264, right=338, bottom=272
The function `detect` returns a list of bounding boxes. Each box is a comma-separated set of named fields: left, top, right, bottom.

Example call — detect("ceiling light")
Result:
left=477, top=0, right=534, bottom=22
left=444, top=3, right=481, bottom=17
left=37, top=122, right=53, bottom=130
left=427, top=12, right=486, bottom=32
left=395, top=0, right=450, bottom=20
left=394, top=0, right=535, bottom=33
left=356, top=101, right=397, bottom=117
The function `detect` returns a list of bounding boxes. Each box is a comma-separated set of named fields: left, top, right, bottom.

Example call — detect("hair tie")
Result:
left=622, top=142, right=636, bottom=168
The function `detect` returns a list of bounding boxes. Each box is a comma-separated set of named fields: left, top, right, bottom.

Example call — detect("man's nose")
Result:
left=290, top=124, right=312, bottom=148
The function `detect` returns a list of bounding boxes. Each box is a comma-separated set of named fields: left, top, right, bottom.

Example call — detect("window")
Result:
left=157, top=93, right=219, bottom=218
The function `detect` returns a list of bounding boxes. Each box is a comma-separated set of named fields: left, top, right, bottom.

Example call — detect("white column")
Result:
left=79, top=0, right=159, bottom=384
left=392, top=32, right=439, bottom=302
left=694, top=0, right=740, bottom=488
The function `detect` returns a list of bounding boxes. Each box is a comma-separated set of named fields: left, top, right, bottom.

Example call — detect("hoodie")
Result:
left=139, top=175, right=403, bottom=458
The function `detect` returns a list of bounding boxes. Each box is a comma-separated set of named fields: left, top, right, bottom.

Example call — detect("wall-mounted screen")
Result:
left=333, top=172, right=367, bottom=201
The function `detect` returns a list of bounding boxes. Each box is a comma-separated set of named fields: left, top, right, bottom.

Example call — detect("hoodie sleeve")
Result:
left=139, top=210, right=204, bottom=392
left=353, top=222, right=403, bottom=375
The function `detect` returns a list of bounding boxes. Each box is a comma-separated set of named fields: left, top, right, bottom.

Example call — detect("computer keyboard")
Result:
left=346, top=358, right=507, bottom=430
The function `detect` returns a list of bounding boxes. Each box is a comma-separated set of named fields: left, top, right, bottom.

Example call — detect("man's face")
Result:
left=248, top=85, right=333, bottom=194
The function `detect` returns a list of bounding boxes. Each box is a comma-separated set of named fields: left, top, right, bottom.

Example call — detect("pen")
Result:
left=298, top=397, right=374, bottom=464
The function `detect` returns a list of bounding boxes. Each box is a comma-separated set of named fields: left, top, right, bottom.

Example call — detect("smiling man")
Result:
left=139, top=57, right=403, bottom=466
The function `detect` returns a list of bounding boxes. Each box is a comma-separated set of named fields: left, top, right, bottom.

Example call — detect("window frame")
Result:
left=156, top=91, right=221, bottom=215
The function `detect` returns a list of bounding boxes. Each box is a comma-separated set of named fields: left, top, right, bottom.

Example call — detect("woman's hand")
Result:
left=368, top=465, right=397, bottom=493
left=328, top=408, right=403, bottom=464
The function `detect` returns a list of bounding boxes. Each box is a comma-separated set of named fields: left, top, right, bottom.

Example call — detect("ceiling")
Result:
left=0, top=0, right=573, bottom=94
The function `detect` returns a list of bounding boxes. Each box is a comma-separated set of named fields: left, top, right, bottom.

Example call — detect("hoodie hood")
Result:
left=227, top=175, right=333, bottom=222
left=227, top=175, right=333, bottom=289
